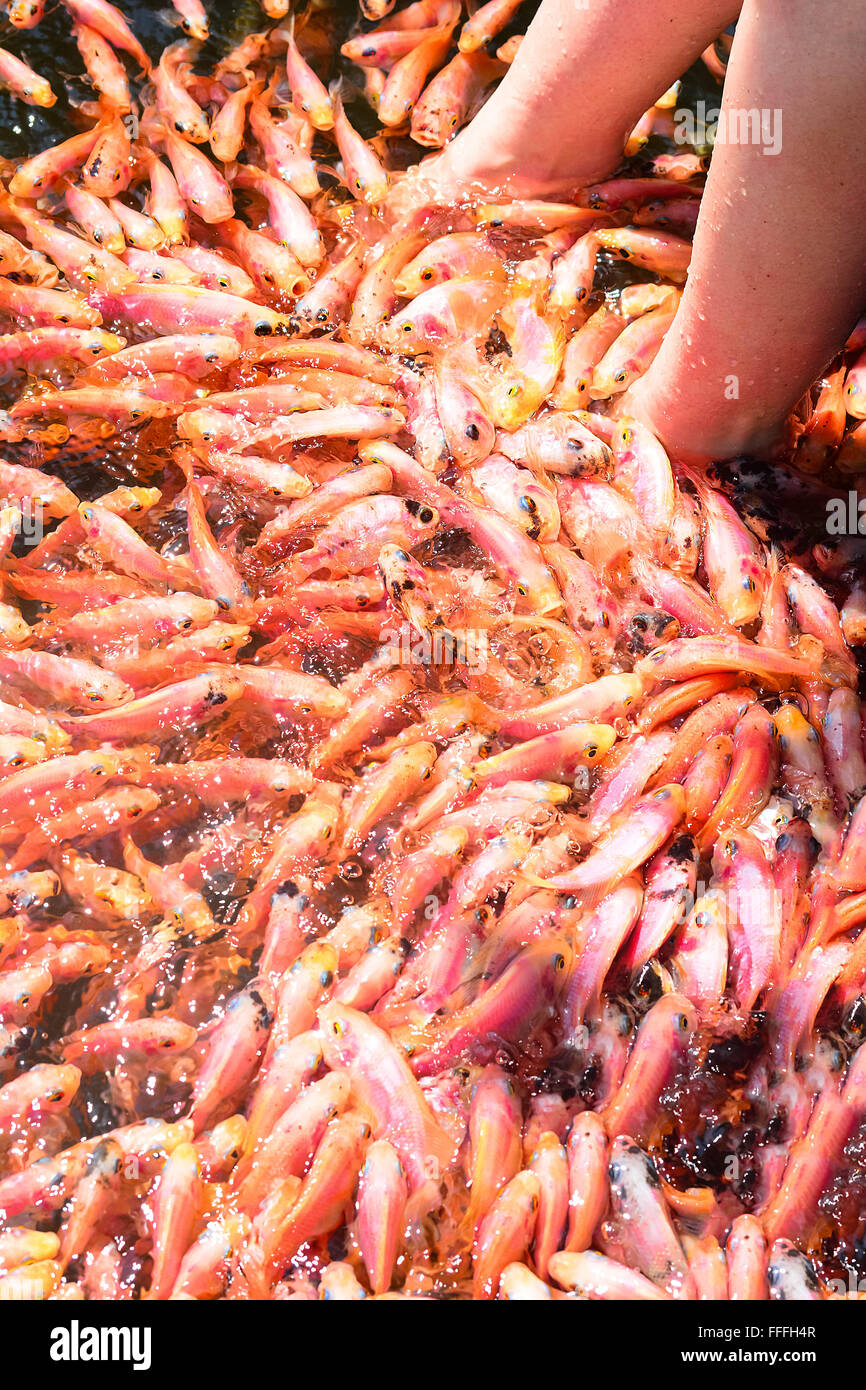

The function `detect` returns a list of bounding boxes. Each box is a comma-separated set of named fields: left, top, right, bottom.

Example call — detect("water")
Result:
left=0, top=0, right=360, bottom=158
left=0, top=0, right=545, bottom=159
left=0, top=0, right=268, bottom=157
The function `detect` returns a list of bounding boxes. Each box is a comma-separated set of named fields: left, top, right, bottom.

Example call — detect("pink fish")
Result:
left=319, top=1002, right=454, bottom=1190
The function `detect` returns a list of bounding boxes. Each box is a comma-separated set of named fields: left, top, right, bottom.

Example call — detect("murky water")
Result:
left=0, top=0, right=313, bottom=158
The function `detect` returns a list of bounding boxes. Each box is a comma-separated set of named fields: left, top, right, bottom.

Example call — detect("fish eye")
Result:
left=90, top=344, right=103, bottom=354
left=517, top=583, right=528, bottom=596
left=449, top=115, right=458, bottom=128
left=585, top=744, right=598, bottom=758
left=418, top=507, right=434, bottom=524
left=402, top=322, right=413, bottom=333
left=320, top=970, right=333, bottom=987
left=614, top=370, right=627, bottom=384
left=465, top=423, right=479, bottom=440
left=331, top=1020, right=344, bottom=1036
left=507, top=384, right=520, bottom=398
left=554, top=953, right=566, bottom=971
left=421, top=269, right=433, bottom=281
left=677, top=1013, right=690, bottom=1031
left=86, top=690, right=103, bottom=703
left=47, top=1089, right=64, bottom=1102
left=159, top=1038, right=174, bottom=1048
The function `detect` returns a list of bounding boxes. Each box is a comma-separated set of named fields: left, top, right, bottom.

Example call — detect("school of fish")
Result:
left=0, top=0, right=864, bottom=1303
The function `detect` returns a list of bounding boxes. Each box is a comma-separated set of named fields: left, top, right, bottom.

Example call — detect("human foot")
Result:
left=385, top=119, right=625, bottom=226
left=616, top=371, right=790, bottom=464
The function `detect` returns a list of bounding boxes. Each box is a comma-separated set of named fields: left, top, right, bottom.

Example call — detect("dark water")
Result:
left=0, top=0, right=267, bottom=157
left=0, top=0, right=376, bottom=158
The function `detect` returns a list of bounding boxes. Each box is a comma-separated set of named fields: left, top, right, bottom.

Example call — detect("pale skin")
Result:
left=393, top=0, right=866, bottom=460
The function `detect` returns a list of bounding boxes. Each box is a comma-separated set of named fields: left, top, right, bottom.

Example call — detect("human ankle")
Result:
left=621, top=377, right=787, bottom=462
left=445, top=118, right=623, bottom=200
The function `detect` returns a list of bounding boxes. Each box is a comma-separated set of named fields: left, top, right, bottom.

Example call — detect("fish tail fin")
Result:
left=673, top=457, right=704, bottom=496
left=172, top=443, right=195, bottom=483
left=546, top=307, right=567, bottom=373
left=329, top=74, right=347, bottom=110
left=262, top=68, right=281, bottom=104
left=516, top=868, right=560, bottom=890
left=421, top=1119, right=456, bottom=1189
left=284, top=4, right=305, bottom=48
left=456, top=1201, right=481, bottom=1245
